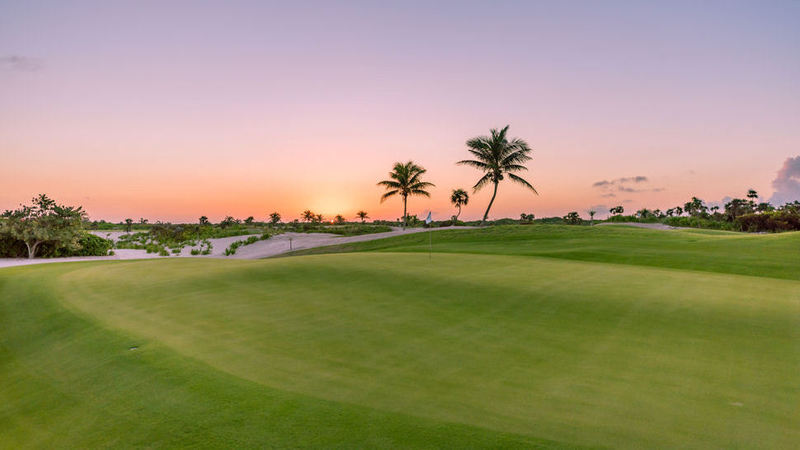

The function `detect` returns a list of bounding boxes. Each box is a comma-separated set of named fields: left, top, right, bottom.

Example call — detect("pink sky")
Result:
left=2, top=1, right=799, bottom=222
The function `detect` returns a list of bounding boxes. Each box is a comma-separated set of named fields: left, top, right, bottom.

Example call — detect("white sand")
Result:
left=0, top=227, right=474, bottom=269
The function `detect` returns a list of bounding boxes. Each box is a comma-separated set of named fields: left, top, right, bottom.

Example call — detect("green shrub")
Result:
left=436, top=220, right=466, bottom=227
left=53, top=234, right=112, bottom=256
left=0, top=232, right=112, bottom=257
left=737, top=210, right=800, bottom=232
left=0, top=235, right=28, bottom=257
left=534, top=217, right=566, bottom=225
left=663, top=216, right=736, bottom=231
left=563, top=212, right=583, bottom=225
left=490, top=218, right=518, bottom=226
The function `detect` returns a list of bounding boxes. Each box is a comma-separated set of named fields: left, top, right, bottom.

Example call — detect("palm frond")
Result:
left=501, top=150, right=532, bottom=166
left=377, top=180, right=402, bottom=189
left=508, top=173, right=538, bottom=194
left=457, top=159, right=490, bottom=170
left=472, top=173, right=493, bottom=192
left=410, top=181, right=435, bottom=189
left=380, top=190, right=399, bottom=202
left=466, top=136, right=491, bottom=151
left=502, top=164, right=528, bottom=172
left=409, top=189, right=431, bottom=197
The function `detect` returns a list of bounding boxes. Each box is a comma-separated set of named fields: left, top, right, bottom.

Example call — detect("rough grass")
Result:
left=1, top=225, right=799, bottom=448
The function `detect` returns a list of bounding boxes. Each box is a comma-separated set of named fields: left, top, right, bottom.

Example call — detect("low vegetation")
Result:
left=604, top=190, right=800, bottom=232
left=224, top=233, right=271, bottom=256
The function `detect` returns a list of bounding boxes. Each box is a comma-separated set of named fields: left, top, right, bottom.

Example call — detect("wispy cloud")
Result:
left=769, top=156, right=800, bottom=205
left=592, top=175, right=663, bottom=194
left=592, top=176, right=648, bottom=188
left=0, top=55, right=43, bottom=71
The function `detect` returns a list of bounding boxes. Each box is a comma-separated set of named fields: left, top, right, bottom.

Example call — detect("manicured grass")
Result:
left=289, top=224, right=800, bottom=280
left=1, top=225, right=799, bottom=448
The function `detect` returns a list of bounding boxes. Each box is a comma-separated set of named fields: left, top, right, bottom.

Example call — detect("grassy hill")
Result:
left=1, top=225, right=798, bottom=448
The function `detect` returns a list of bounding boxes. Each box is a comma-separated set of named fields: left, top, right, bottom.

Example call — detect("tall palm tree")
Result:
left=356, top=211, right=369, bottom=223
left=377, top=161, right=434, bottom=229
left=450, top=188, right=469, bottom=221
left=458, top=125, right=537, bottom=224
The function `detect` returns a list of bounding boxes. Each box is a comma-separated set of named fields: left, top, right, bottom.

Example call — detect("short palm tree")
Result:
left=450, top=189, right=469, bottom=221
left=377, top=161, right=434, bottom=229
left=458, top=125, right=537, bottom=224
left=356, top=211, right=369, bottom=223
left=301, top=210, right=315, bottom=222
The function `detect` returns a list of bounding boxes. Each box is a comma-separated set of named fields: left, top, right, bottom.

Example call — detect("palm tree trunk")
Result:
left=402, top=195, right=408, bottom=230
left=481, top=182, right=498, bottom=224
left=455, top=205, right=461, bottom=221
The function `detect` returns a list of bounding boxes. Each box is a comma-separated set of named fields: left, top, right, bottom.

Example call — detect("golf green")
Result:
left=1, top=226, right=798, bottom=448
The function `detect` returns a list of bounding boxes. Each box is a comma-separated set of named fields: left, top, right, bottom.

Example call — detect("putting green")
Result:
left=1, top=226, right=799, bottom=448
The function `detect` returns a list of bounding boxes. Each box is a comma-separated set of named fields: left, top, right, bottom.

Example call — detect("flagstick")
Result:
left=429, top=226, right=432, bottom=260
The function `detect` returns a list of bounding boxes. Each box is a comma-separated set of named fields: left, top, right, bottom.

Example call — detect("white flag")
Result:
left=425, top=211, right=432, bottom=224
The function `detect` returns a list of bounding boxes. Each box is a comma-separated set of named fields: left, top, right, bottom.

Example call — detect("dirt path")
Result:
left=0, top=227, right=474, bottom=269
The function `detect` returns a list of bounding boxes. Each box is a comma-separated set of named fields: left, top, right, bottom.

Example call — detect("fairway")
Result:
left=1, top=226, right=799, bottom=448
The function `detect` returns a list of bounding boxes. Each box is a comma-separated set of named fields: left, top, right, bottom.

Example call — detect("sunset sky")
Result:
left=2, top=1, right=799, bottom=222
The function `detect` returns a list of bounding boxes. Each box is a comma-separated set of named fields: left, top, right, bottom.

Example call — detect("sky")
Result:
left=1, top=0, right=799, bottom=222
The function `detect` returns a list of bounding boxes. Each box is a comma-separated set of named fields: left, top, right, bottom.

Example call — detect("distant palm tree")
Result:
left=301, top=210, right=315, bottom=223
left=356, top=211, right=369, bottom=223
left=269, top=212, right=281, bottom=224
left=458, top=125, right=537, bottom=224
left=377, top=161, right=435, bottom=229
left=450, top=189, right=469, bottom=221
left=588, top=209, right=596, bottom=226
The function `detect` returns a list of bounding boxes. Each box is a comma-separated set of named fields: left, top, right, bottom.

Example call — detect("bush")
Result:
left=489, top=218, right=518, bottom=226
left=436, top=220, right=466, bottom=227
left=0, top=232, right=112, bottom=257
left=607, top=215, right=660, bottom=223
left=663, top=216, right=736, bottom=231
left=563, top=212, right=583, bottom=225
left=534, top=217, right=566, bottom=225
left=0, top=235, right=28, bottom=257
left=737, top=210, right=800, bottom=232
left=52, top=234, right=112, bottom=257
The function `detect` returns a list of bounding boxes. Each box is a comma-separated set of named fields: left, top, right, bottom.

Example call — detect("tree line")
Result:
left=605, top=190, right=800, bottom=232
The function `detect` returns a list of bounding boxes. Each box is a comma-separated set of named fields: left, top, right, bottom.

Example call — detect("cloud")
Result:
left=591, top=176, right=648, bottom=188
left=0, top=55, right=42, bottom=71
left=619, top=176, right=648, bottom=183
left=769, top=156, right=800, bottom=205
left=592, top=175, right=663, bottom=194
